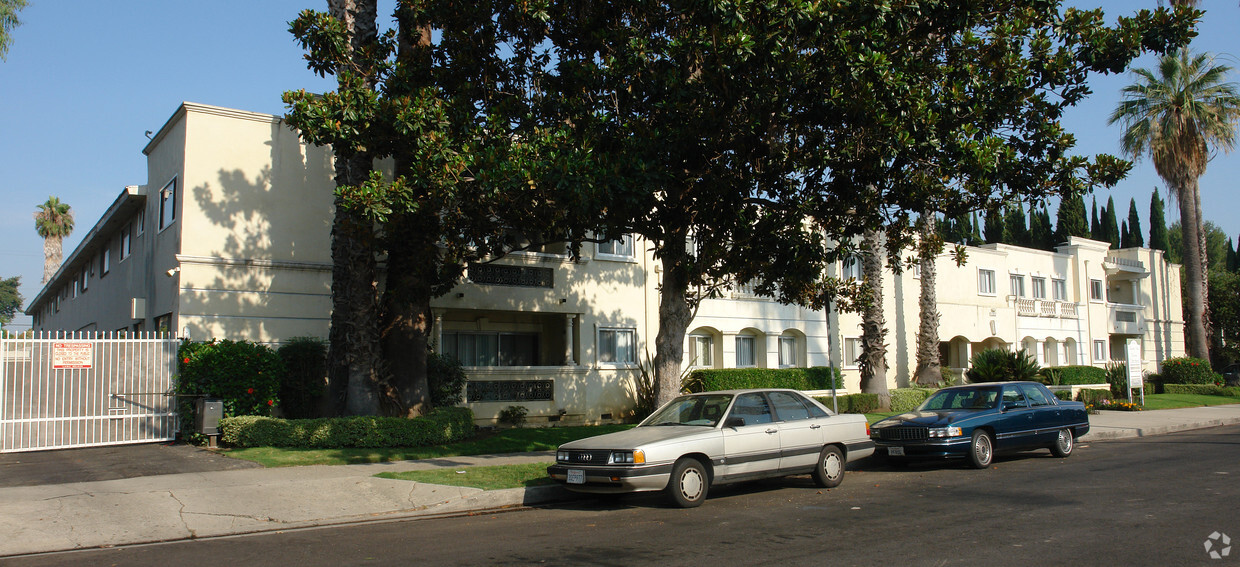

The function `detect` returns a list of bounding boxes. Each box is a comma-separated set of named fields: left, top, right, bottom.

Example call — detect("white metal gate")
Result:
left=0, top=332, right=179, bottom=453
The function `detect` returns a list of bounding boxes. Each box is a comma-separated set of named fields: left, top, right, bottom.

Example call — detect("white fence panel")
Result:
left=1, top=332, right=179, bottom=453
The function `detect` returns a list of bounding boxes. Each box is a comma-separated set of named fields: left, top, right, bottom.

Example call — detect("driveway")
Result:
left=0, top=442, right=261, bottom=488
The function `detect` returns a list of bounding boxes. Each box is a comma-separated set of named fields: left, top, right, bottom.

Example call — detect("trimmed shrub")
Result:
left=427, top=351, right=468, bottom=407
left=1052, top=390, right=1074, bottom=401
left=1046, top=365, right=1107, bottom=385
left=1077, top=388, right=1113, bottom=408
left=686, top=367, right=843, bottom=393
left=277, top=337, right=326, bottom=419
left=1105, top=362, right=1128, bottom=397
left=967, top=349, right=1040, bottom=382
left=813, top=393, right=878, bottom=414
left=1160, top=357, right=1219, bottom=384
left=220, top=406, right=475, bottom=448
left=176, top=339, right=284, bottom=439
left=890, top=388, right=936, bottom=413
left=1163, top=384, right=1240, bottom=397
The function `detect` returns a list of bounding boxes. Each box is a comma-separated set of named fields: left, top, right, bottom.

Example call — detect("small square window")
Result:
left=842, top=255, right=863, bottom=280
left=159, top=178, right=177, bottom=231
left=599, top=328, right=636, bottom=364
left=1052, top=279, right=1067, bottom=301
left=1090, top=279, right=1104, bottom=301
left=778, top=336, right=797, bottom=368
left=1093, top=340, right=1106, bottom=361
left=844, top=337, right=862, bottom=368
left=1031, top=277, right=1046, bottom=299
left=735, top=336, right=756, bottom=367
left=597, top=234, right=635, bottom=258
left=978, top=269, right=996, bottom=295
left=691, top=335, right=713, bottom=367
left=1010, top=274, right=1025, bottom=297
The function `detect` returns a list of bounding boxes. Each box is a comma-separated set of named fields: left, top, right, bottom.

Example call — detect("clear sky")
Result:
left=1, top=1, right=1238, bottom=332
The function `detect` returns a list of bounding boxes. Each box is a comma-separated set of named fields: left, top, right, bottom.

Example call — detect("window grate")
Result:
left=467, top=380, right=554, bottom=402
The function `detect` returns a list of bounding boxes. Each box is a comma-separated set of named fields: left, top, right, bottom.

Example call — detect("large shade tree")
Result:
left=1109, top=48, right=1240, bottom=360
left=0, top=0, right=25, bottom=61
left=33, top=196, right=73, bottom=284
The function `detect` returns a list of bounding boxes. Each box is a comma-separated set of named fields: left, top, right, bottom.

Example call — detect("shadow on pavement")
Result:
left=0, top=442, right=262, bottom=488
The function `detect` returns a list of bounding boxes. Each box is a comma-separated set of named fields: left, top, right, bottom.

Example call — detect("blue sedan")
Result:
left=869, top=381, right=1090, bottom=468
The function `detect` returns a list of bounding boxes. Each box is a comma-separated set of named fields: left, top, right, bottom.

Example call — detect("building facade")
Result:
left=28, top=103, right=1185, bottom=424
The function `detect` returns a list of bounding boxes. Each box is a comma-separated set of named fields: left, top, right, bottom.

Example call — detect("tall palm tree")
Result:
left=859, top=227, right=890, bottom=409
left=1109, top=49, right=1240, bottom=360
left=33, top=196, right=74, bottom=284
left=913, top=213, right=942, bottom=386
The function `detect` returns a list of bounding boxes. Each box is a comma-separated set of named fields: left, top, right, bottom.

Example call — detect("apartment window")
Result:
left=978, top=269, right=996, bottom=295
left=159, top=178, right=177, bottom=231
left=81, top=269, right=89, bottom=291
left=597, top=234, right=635, bottom=259
left=120, top=226, right=131, bottom=260
left=912, top=263, right=922, bottom=279
left=842, top=255, right=863, bottom=281
left=690, top=335, right=714, bottom=367
left=1093, top=340, right=1106, bottom=361
left=844, top=337, right=862, bottom=368
left=1090, top=279, right=1104, bottom=301
left=101, top=246, right=111, bottom=275
left=72, top=279, right=79, bottom=298
left=441, top=332, right=540, bottom=366
left=1009, top=274, right=1025, bottom=298
left=135, top=209, right=145, bottom=236
left=735, top=335, right=756, bottom=367
left=598, top=328, right=636, bottom=364
left=778, top=336, right=797, bottom=368
left=1031, top=277, right=1046, bottom=299
left=1052, top=279, right=1067, bottom=301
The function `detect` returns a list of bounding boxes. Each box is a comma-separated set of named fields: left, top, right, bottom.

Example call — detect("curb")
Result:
left=1079, top=415, right=1240, bottom=441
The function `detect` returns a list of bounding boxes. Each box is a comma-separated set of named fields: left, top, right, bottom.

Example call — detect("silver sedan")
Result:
left=547, top=389, right=874, bottom=507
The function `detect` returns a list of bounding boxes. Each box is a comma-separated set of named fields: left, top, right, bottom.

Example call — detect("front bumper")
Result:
left=872, top=437, right=973, bottom=460
left=547, top=463, right=673, bottom=494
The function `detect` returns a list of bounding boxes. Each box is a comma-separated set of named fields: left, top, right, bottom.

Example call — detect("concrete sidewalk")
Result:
left=2, top=404, right=1238, bottom=558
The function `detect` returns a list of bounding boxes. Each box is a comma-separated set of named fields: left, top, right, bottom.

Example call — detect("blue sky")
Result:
left=1, top=1, right=1238, bottom=331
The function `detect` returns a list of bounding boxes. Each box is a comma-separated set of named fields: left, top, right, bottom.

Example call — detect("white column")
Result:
left=564, top=314, right=576, bottom=366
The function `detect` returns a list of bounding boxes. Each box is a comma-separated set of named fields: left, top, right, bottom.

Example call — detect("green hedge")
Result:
left=219, top=407, right=475, bottom=448
left=814, top=393, right=879, bottom=414
left=1048, top=366, right=1107, bottom=385
left=1076, top=388, right=1113, bottom=406
left=686, top=367, right=843, bottom=393
left=1160, top=357, right=1220, bottom=385
left=889, top=388, right=935, bottom=413
left=1162, top=384, right=1240, bottom=397
left=1052, top=390, right=1074, bottom=401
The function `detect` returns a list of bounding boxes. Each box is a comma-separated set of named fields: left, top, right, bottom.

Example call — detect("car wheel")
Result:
left=1050, top=428, right=1074, bottom=458
left=666, top=458, right=709, bottom=508
left=967, top=430, right=993, bottom=469
left=812, top=445, right=845, bottom=488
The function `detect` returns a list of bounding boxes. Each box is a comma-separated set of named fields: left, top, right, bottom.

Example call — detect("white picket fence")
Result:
left=0, top=332, right=180, bottom=453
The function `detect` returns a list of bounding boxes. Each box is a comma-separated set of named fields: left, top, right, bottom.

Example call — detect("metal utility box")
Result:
left=195, top=398, right=223, bottom=435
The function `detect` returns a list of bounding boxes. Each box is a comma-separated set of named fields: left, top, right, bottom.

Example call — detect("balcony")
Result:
left=1015, top=298, right=1078, bottom=319
left=1108, top=303, right=1145, bottom=335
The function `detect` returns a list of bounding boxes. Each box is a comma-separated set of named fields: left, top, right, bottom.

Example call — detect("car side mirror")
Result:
left=725, top=416, right=746, bottom=428
left=1002, top=402, right=1020, bottom=411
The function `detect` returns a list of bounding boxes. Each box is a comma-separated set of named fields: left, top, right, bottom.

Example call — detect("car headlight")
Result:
left=928, top=427, right=963, bottom=438
left=557, top=450, right=570, bottom=462
left=609, top=450, right=646, bottom=464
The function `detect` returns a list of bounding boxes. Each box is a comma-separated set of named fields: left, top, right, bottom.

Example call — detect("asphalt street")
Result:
left=10, top=424, right=1239, bottom=566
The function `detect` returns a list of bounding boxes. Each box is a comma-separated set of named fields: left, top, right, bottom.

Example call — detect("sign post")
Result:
left=1124, top=339, right=1144, bottom=406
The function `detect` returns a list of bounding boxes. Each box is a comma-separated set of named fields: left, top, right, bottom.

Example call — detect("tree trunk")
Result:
left=914, top=214, right=942, bottom=386
left=42, top=235, right=61, bottom=284
left=1178, top=178, right=1210, bottom=360
left=859, top=227, right=890, bottom=409
left=653, top=229, right=694, bottom=408
left=379, top=210, right=437, bottom=417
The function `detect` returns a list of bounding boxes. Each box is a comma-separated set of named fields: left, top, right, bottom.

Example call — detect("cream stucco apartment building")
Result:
left=27, top=103, right=1185, bottom=424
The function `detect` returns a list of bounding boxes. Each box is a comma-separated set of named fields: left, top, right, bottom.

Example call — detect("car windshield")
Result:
left=643, top=394, right=734, bottom=427
left=917, top=387, right=999, bottom=411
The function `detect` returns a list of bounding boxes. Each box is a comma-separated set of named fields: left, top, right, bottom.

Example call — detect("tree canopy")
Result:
left=0, top=276, right=21, bottom=329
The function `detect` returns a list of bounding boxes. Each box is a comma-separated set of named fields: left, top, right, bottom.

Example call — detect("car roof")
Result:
left=683, top=388, right=803, bottom=396
left=938, top=381, right=1041, bottom=390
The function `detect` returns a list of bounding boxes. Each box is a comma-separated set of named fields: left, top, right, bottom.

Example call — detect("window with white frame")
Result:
left=735, top=335, right=756, bottom=367
left=978, top=269, right=996, bottom=295
left=101, top=245, right=111, bottom=275
left=597, top=234, right=635, bottom=259
left=135, top=209, right=145, bottom=236
left=844, top=337, right=862, bottom=368
left=159, top=178, right=177, bottom=231
left=1010, top=274, right=1025, bottom=297
left=81, top=269, right=89, bottom=291
left=1031, top=277, right=1046, bottom=299
left=598, top=328, right=636, bottom=364
left=1090, top=279, right=1104, bottom=301
left=778, top=336, right=797, bottom=368
left=1093, top=340, right=1106, bottom=361
left=1052, top=278, right=1067, bottom=301
left=841, top=255, right=863, bottom=280
left=121, top=226, right=131, bottom=260
left=690, top=335, right=713, bottom=367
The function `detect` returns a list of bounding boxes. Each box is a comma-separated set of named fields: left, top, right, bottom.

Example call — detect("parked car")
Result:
left=547, top=389, right=874, bottom=507
left=869, top=381, right=1089, bottom=469
left=1223, top=363, right=1240, bottom=387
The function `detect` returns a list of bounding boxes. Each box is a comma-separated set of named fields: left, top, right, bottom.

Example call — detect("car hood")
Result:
left=873, top=410, right=989, bottom=429
left=558, top=425, right=716, bottom=450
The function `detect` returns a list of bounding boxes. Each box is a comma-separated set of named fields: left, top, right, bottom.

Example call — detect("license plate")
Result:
left=888, top=447, right=905, bottom=457
left=567, top=469, right=585, bottom=484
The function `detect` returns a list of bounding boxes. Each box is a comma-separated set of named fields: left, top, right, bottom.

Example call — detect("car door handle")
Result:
left=765, top=428, right=779, bottom=434
left=810, top=424, right=821, bottom=429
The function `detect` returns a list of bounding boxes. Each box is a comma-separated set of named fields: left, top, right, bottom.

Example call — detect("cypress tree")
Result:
left=1056, top=194, right=1088, bottom=242
left=1149, top=187, right=1168, bottom=253
left=1126, top=198, right=1144, bottom=248
left=1090, top=197, right=1102, bottom=240
left=1030, top=206, right=1054, bottom=250
left=1004, top=202, right=1030, bottom=246
left=969, top=211, right=983, bottom=245
left=1104, top=196, right=1120, bottom=249
left=984, top=205, right=1005, bottom=244
left=1121, top=220, right=1131, bottom=248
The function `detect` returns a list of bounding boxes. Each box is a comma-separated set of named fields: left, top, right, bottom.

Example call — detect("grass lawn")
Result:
left=375, top=462, right=556, bottom=491
left=222, top=424, right=631, bottom=468
left=1137, top=393, right=1240, bottom=410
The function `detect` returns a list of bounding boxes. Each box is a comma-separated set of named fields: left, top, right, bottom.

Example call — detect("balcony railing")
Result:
left=1015, top=298, right=1078, bottom=319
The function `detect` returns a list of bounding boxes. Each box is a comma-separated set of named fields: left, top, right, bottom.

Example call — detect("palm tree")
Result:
left=913, top=212, right=942, bottom=386
left=33, top=196, right=74, bottom=284
left=858, top=227, right=890, bottom=409
left=1109, top=49, right=1240, bottom=360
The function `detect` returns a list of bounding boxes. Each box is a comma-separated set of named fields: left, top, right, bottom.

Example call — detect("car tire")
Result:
left=967, top=430, right=994, bottom=469
left=812, top=445, right=845, bottom=488
left=666, top=458, right=709, bottom=508
left=1050, top=428, right=1074, bottom=458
